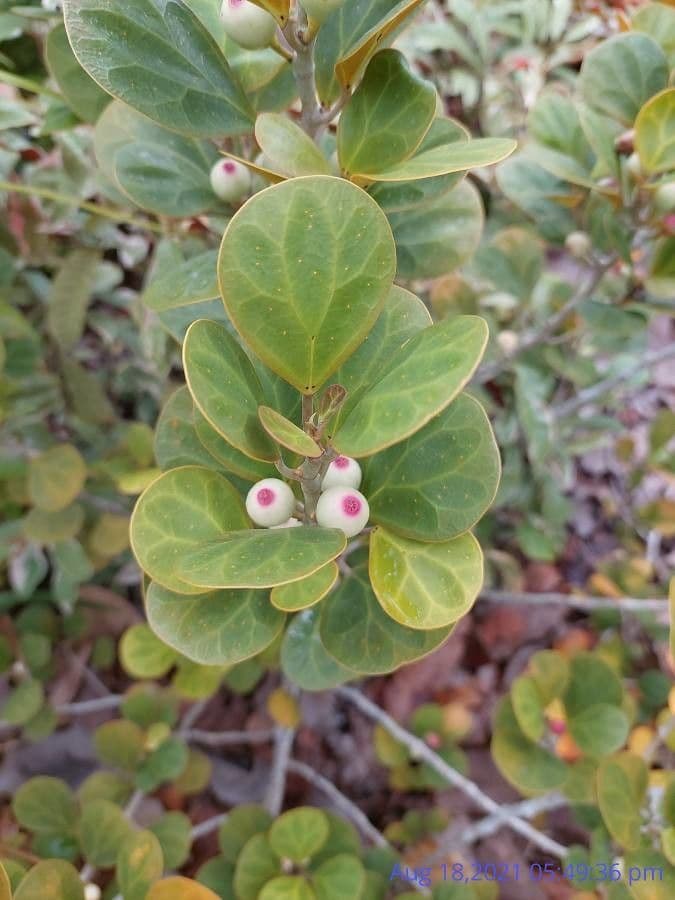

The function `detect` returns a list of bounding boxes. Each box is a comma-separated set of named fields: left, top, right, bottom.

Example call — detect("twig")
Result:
left=265, top=727, right=295, bottom=816
left=337, top=687, right=569, bottom=860
left=55, top=695, right=122, bottom=716
left=183, top=728, right=275, bottom=747
left=480, top=589, right=669, bottom=614
left=552, top=344, right=675, bottom=419
left=460, top=793, right=567, bottom=844
left=177, top=698, right=210, bottom=736
left=124, top=789, right=145, bottom=821
left=286, top=759, right=389, bottom=848
left=191, top=813, right=228, bottom=841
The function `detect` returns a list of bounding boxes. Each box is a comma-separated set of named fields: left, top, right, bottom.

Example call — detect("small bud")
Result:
left=321, top=455, right=362, bottom=491
left=301, top=0, right=346, bottom=24
left=496, top=330, right=519, bottom=356
left=625, top=152, right=642, bottom=179
left=653, top=182, right=675, bottom=215
left=220, top=0, right=277, bottom=49
left=84, top=885, right=102, bottom=900
left=316, top=486, right=369, bottom=537
left=210, top=158, right=251, bottom=203
left=246, top=478, right=296, bottom=527
left=565, top=230, right=592, bottom=258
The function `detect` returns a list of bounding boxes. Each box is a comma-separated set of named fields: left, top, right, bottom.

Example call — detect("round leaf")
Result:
left=568, top=703, right=629, bottom=757
left=269, top=808, right=329, bottom=863
left=635, top=88, right=675, bottom=174
left=194, top=409, right=277, bottom=482
left=117, top=830, right=164, bottom=900
left=12, top=777, right=78, bottom=836
left=491, top=699, right=567, bottom=795
left=178, top=527, right=347, bottom=590
left=143, top=250, right=219, bottom=312
left=260, top=877, right=315, bottom=900
left=234, top=834, right=281, bottom=900
left=147, top=878, right=220, bottom=900
left=362, top=394, right=500, bottom=541
left=146, top=582, right=285, bottom=665
left=13, top=860, right=84, bottom=900
left=255, top=113, right=331, bottom=176
left=597, top=753, right=648, bottom=850
left=258, top=406, right=322, bottom=458
left=28, top=445, right=86, bottom=512
left=130, top=466, right=249, bottom=594
left=1, top=680, right=44, bottom=726
left=154, top=387, right=223, bottom=473
left=149, top=812, right=192, bottom=870
left=369, top=527, right=483, bottom=630
left=312, top=853, right=365, bottom=899
left=511, top=676, right=546, bottom=742
left=120, top=623, right=178, bottom=678
left=219, top=805, right=273, bottom=863
left=79, top=799, right=133, bottom=867
left=271, top=562, right=338, bottom=612
left=281, top=608, right=356, bottom=691
left=218, top=176, right=396, bottom=393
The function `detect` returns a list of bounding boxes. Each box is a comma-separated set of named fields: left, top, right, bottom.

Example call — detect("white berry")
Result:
left=270, top=516, right=302, bottom=529
left=316, top=486, right=369, bottom=538
left=321, top=455, right=362, bottom=491
left=246, top=478, right=296, bottom=527
left=301, top=0, right=345, bottom=23
left=84, top=886, right=101, bottom=900
left=210, top=158, right=252, bottom=203
left=220, top=0, right=277, bottom=49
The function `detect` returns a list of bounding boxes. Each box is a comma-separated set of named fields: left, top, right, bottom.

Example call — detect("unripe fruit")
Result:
left=653, top=182, right=675, bottom=215
left=84, top=886, right=101, bottom=900
left=246, top=478, right=296, bottom=527
left=316, top=486, right=369, bottom=537
left=210, top=158, right=251, bottom=203
left=301, top=0, right=346, bottom=24
left=496, top=330, right=518, bottom=356
left=625, top=152, right=642, bottom=179
left=565, top=230, right=592, bottom=258
left=321, top=455, right=362, bottom=491
left=220, top=0, right=277, bottom=50
left=270, top=516, right=302, bottom=529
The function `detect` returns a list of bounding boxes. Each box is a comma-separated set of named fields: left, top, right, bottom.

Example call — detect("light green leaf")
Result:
left=234, top=834, right=281, bottom=900
left=260, top=877, right=315, bottom=900
left=218, top=176, right=396, bottom=394
left=312, top=854, right=365, bottom=899
left=338, top=49, right=435, bottom=177
left=194, top=408, right=278, bottom=482
left=258, top=406, right=322, bottom=458
left=23, top=504, right=84, bottom=544
left=271, top=562, right=338, bottom=612
left=269, top=808, right=329, bottom=863
left=12, top=777, right=78, bottom=836
left=496, top=154, right=576, bottom=243
left=361, top=394, right=500, bottom=542
left=635, top=88, right=675, bottom=174
left=632, top=2, right=675, bottom=68
left=255, top=113, right=331, bottom=176
left=146, top=581, right=285, bottom=665
left=568, top=704, right=629, bottom=757
left=319, top=563, right=452, bottom=675
left=94, top=719, right=146, bottom=771
left=143, top=250, right=219, bottom=312
left=491, top=699, right=567, bottom=796
left=119, top=623, right=178, bottom=678
left=130, top=466, right=249, bottom=594
left=117, top=830, right=164, bottom=900
left=281, top=608, right=356, bottom=691
left=154, top=387, right=225, bottom=472
left=62, top=0, right=254, bottom=136
left=333, top=316, right=488, bottom=457
left=597, top=753, right=648, bottom=850
left=14, top=861, right=84, bottom=900
left=369, top=527, right=483, bottom=630
left=149, top=812, right=193, bottom=870
left=147, top=877, right=221, bottom=900
left=178, top=527, right=346, bottom=589
left=388, top=179, right=484, bottom=279
left=563, top=652, right=623, bottom=716
left=45, top=23, right=110, bottom=123
left=354, top=137, right=516, bottom=186
left=184, top=319, right=277, bottom=462
left=579, top=32, right=668, bottom=124
left=511, top=676, right=546, bottom=742
left=28, top=444, right=87, bottom=512
left=136, top=737, right=188, bottom=792
left=473, top=226, right=544, bottom=302
left=219, top=805, right=273, bottom=863
left=1, top=680, right=45, bottom=727
left=79, top=799, right=133, bottom=867
left=47, top=248, right=100, bottom=351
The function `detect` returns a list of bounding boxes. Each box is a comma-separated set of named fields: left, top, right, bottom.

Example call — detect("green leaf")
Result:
left=338, top=50, right=435, bottom=178
left=327, top=286, right=431, bottom=436
left=23, top=504, right=84, bottom=544
left=563, top=652, right=623, bottom=716
left=255, top=113, right=331, bottom=176
left=496, top=154, right=576, bottom=243
left=632, top=2, right=675, bottom=68
left=281, top=608, right=356, bottom=691
left=45, top=23, right=110, bottom=123
left=648, top=236, right=675, bottom=299
left=597, top=753, right=648, bottom=850
left=269, top=808, right=329, bottom=863
left=354, top=137, right=516, bottom=186
left=184, top=320, right=278, bottom=463
left=94, top=719, right=146, bottom=771
left=62, top=0, right=254, bottom=137
left=260, top=877, right=315, bottom=900
left=361, top=394, right=500, bottom=541
left=79, top=799, right=133, bottom=867
left=154, top=387, right=224, bottom=472
left=473, top=227, right=544, bottom=302
left=258, top=406, right=322, bottom=458
left=233, top=834, right=281, bottom=900
left=197, top=857, right=236, bottom=898
left=271, top=562, right=338, bottom=612
left=149, top=813, right=192, bottom=870
left=388, top=179, right=484, bottom=279
left=13, top=860, right=84, bottom=900
left=12, top=777, right=78, bottom=836
left=143, top=250, right=219, bottom=312
left=146, top=581, right=285, bottom=665
left=178, top=527, right=346, bottom=590
left=218, top=175, right=396, bottom=394
left=28, top=445, right=87, bottom=512
left=47, top=248, right=100, bottom=351
left=319, top=564, right=451, bottom=674
left=194, top=409, right=278, bottom=482
left=136, top=737, right=189, bottom=792
left=528, top=650, right=569, bottom=704
left=635, top=88, right=675, bottom=174
left=119, top=623, right=178, bottom=678
left=219, top=805, right=273, bottom=863
left=310, top=814, right=361, bottom=868
left=147, top=877, right=221, bottom=900
left=625, top=850, right=675, bottom=900
left=369, top=527, right=483, bottom=630
left=568, top=703, right=629, bottom=757
left=491, top=698, right=567, bottom=795
left=130, top=466, right=249, bottom=594
left=511, top=676, right=546, bottom=742
left=1, top=680, right=44, bottom=726
left=312, top=854, right=365, bottom=899
left=579, top=32, right=668, bottom=125
left=117, top=830, right=164, bottom=900
left=333, top=316, right=488, bottom=457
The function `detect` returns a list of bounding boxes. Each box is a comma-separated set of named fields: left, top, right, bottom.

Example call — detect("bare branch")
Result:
left=184, top=728, right=275, bottom=748
left=481, top=589, right=669, bottom=614
left=265, top=726, right=295, bottom=816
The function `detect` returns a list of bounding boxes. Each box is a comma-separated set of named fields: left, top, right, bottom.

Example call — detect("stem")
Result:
left=191, top=813, right=228, bottom=841
left=338, top=686, right=569, bottom=860
left=183, top=728, right=275, bottom=747
left=0, top=69, right=62, bottom=99
left=285, top=11, right=321, bottom=137
left=55, top=695, right=122, bottom=715
left=265, top=726, right=295, bottom=816
left=481, top=589, right=669, bottom=614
